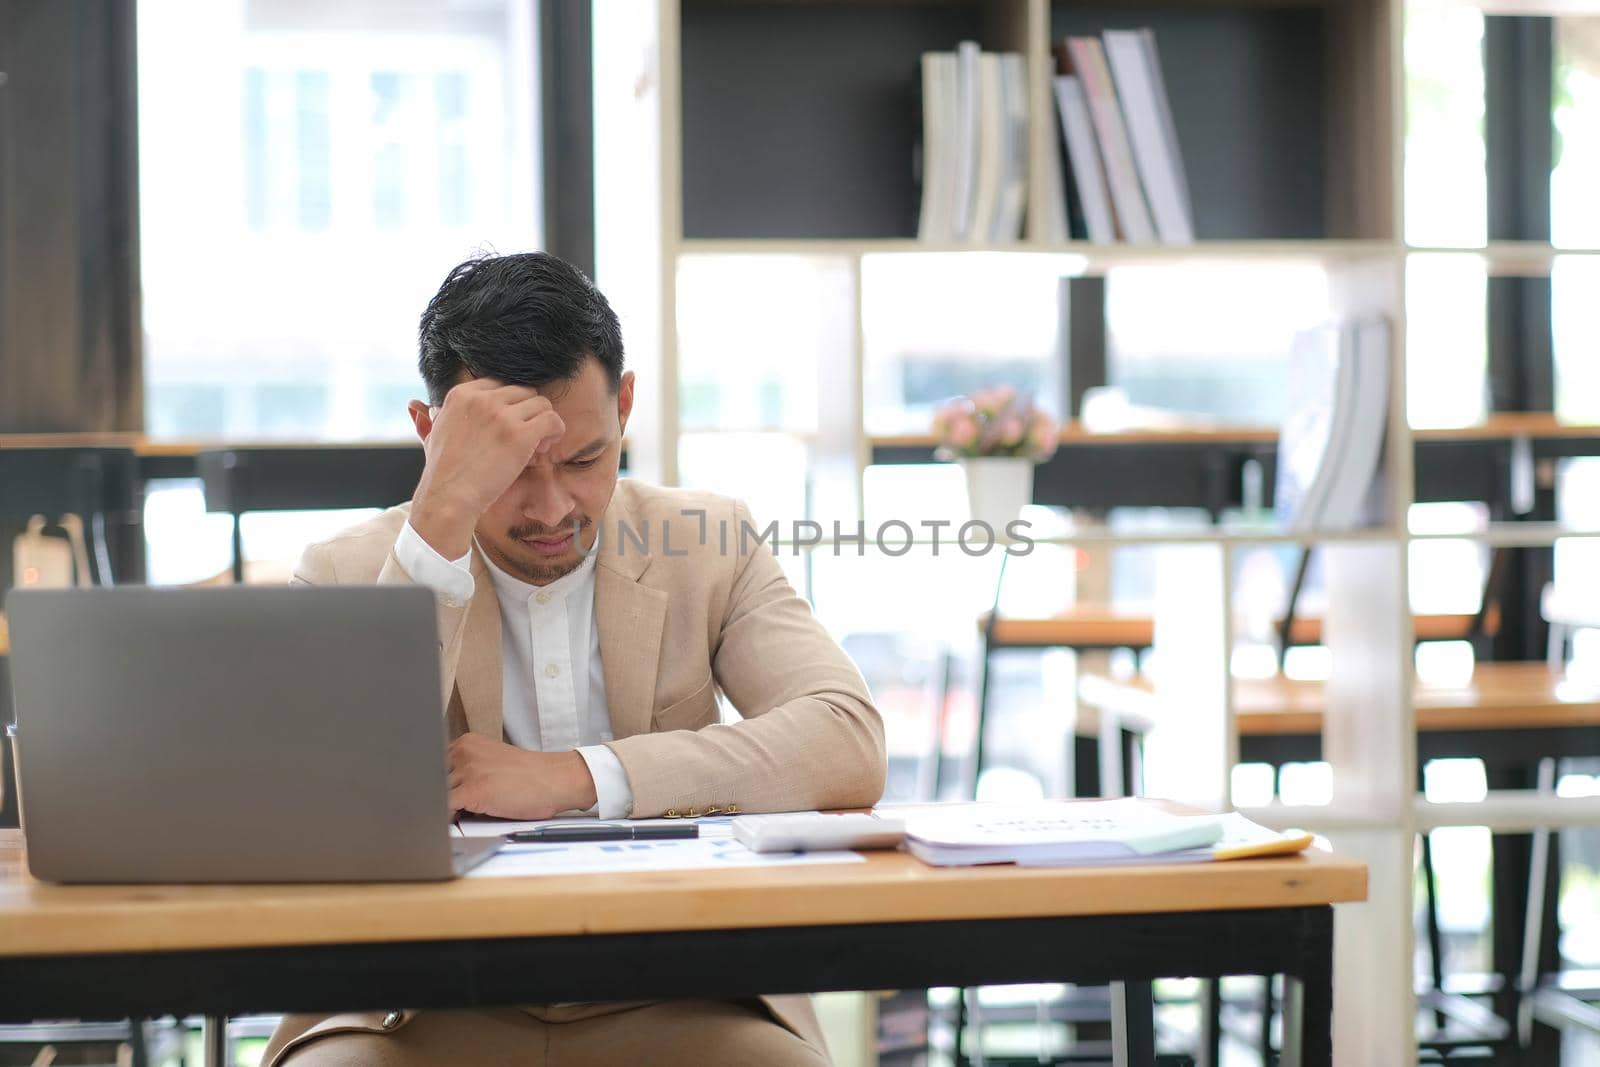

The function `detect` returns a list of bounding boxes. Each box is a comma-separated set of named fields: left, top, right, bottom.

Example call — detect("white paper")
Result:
left=1016, top=813, right=1303, bottom=867
left=466, top=836, right=863, bottom=878
left=882, top=798, right=1230, bottom=867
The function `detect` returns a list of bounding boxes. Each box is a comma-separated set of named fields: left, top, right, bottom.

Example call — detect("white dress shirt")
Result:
left=393, top=521, right=633, bottom=818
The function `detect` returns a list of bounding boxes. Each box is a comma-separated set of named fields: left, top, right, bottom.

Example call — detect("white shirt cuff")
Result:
left=394, top=521, right=475, bottom=607
left=577, top=745, right=634, bottom=819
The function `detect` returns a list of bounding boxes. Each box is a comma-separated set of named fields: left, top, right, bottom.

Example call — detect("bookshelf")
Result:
left=620, top=0, right=1600, bottom=1060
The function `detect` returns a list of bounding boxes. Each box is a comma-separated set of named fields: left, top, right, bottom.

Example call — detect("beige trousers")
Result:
left=264, top=1001, right=831, bottom=1067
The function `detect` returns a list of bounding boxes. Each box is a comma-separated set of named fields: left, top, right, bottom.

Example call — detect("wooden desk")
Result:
left=1233, top=662, right=1600, bottom=738
left=985, top=607, right=1490, bottom=652
left=1079, top=662, right=1600, bottom=749
left=0, top=829, right=1364, bottom=1065
left=1082, top=662, right=1600, bottom=1051
left=985, top=606, right=1157, bottom=650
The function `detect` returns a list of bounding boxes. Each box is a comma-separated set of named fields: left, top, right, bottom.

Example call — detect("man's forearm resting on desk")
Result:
left=447, top=735, right=598, bottom=820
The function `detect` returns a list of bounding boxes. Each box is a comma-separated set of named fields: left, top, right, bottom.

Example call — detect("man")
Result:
left=262, top=253, right=886, bottom=1066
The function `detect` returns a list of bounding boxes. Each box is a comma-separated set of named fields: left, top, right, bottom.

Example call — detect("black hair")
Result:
left=417, top=252, right=624, bottom=404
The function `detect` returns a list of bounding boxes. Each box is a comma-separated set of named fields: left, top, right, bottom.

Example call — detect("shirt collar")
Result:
left=477, top=540, right=597, bottom=606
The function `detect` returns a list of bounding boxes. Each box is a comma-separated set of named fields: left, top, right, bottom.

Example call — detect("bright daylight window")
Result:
left=136, top=0, right=540, bottom=583
left=138, top=0, right=541, bottom=441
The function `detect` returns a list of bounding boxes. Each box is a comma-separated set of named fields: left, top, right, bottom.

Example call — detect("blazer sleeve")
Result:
left=606, top=502, right=887, bottom=816
left=291, top=535, right=473, bottom=712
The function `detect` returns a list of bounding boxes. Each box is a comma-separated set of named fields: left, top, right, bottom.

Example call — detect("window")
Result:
left=863, top=253, right=1073, bottom=436
left=137, top=0, right=541, bottom=441
left=1404, top=0, right=1486, bottom=249
left=1406, top=254, right=1488, bottom=429
left=1554, top=19, right=1600, bottom=248
left=1107, top=263, right=1331, bottom=425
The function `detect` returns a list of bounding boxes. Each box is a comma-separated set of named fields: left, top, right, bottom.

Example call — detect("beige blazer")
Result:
left=263, top=479, right=886, bottom=1061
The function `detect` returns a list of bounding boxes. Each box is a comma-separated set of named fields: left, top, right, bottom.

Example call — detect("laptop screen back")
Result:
left=5, top=585, right=453, bottom=883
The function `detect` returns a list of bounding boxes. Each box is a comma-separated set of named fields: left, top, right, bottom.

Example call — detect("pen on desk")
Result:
left=505, top=823, right=698, bottom=843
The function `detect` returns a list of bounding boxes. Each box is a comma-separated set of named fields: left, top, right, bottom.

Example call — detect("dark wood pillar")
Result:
left=0, top=0, right=143, bottom=434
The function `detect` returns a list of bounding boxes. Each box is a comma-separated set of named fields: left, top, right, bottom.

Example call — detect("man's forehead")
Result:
left=451, top=361, right=612, bottom=415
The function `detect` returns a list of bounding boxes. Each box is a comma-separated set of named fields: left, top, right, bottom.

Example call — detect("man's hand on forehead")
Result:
left=449, top=378, right=565, bottom=450
left=409, top=377, right=567, bottom=558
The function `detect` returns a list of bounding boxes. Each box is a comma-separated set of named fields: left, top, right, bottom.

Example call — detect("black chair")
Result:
left=195, top=446, right=425, bottom=582
left=0, top=446, right=138, bottom=586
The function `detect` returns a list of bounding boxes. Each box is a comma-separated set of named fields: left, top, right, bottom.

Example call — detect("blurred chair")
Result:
left=0, top=446, right=137, bottom=587
left=1544, top=581, right=1600, bottom=667
left=195, top=446, right=424, bottom=583
left=1520, top=582, right=1600, bottom=1055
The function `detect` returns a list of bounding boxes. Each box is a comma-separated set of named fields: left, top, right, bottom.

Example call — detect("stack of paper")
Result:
left=887, top=798, right=1311, bottom=868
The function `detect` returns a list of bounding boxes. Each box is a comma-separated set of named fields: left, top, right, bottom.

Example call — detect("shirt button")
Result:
left=535, top=591, right=552, bottom=605
left=544, top=663, right=560, bottom=678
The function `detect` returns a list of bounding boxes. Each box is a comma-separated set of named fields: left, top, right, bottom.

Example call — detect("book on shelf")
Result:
left=1314, top=318, right=1391, bottom=528
left=970, top=53, right=1004, bottom=244
left=1102, top=28, right=1194, bottom=244
left=915, top=51, right=957, bottom=242
left=1051, top=58, right=1116, bottom=243
left=952, top=40, right=981, bottom=240
left=1275, top=318, right=1392, bottom=531
left=1065, top=36, right=1156, bottom=244
left=916, top=42, right=1027, bottom=243
left=993, top=52, right=1030, bottom=241
left=914, top=29, right=1192, bottom=246
left=1042, top=29, right=1194, bottom=245
left=1035, top=66, right=1072, bottom=242
left=881, top=797, right=1314, bottom=868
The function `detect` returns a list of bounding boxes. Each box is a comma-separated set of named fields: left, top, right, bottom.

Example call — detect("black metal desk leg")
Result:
left=1281, top=908, right=1335, bottom=1067
left=229, top=512, right=245, bottom=584
left=1198, top=978, right=1221, bottom=1067
left=202, top=1015, right=227, bottom=1067
left=1111, top=980, right=1155, bottom=1066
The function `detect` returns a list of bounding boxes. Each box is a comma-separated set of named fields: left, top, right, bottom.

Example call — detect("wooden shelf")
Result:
left=991, top=608, right=1487, bottom=650
left=0, top=434, right=419, bottom=459
left=1473, top=0, right=1600, bottom=18
left=1244, top=794, right=1600, bottom=835
left=1411, top=413, right=1600, bottom=440
left=678, top=238, right=1400, bottom=266
left=1406, top=241, right=1600, bottom=276
left=1081, top=661, right=1600, bottom=738
left=1408, top=523, right=1600, bottom=547
left=878, top=413, right=1599, bottom=452
left=1417, top=792, right=1600, bottom=833
left=874, top=422, right=1279, bottom=449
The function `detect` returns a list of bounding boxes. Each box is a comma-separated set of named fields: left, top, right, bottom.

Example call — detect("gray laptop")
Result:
left=4, top=585, right=500, bottom=883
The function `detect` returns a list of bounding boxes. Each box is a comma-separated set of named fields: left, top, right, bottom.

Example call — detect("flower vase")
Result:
left=959, top=457, right=1034, bottom=533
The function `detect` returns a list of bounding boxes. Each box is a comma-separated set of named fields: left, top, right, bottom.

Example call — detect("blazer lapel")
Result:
left=455, top=548, right=504, bottom=740
left=595, top=493, right=668, bottom=740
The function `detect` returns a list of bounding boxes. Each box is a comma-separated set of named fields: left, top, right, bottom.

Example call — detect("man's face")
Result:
left=471, top=358, right=632, bottom=585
